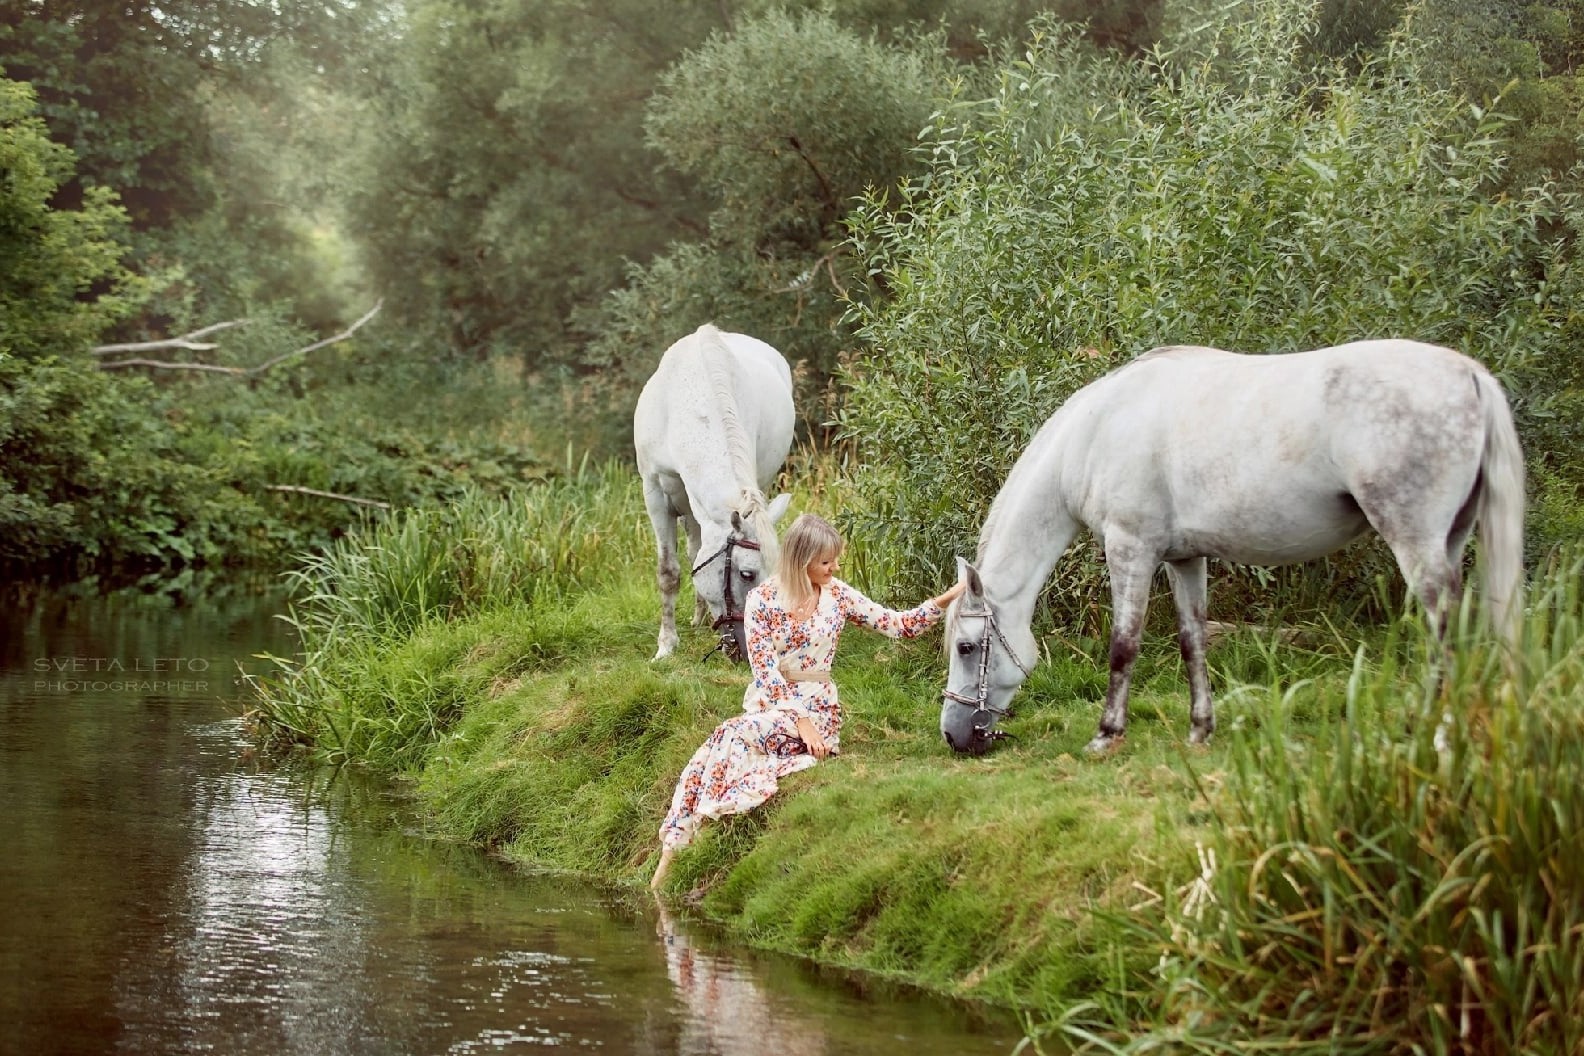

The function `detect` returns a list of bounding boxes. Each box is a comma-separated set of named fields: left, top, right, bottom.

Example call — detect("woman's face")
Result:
left=807, top=549, right=841, bottom=588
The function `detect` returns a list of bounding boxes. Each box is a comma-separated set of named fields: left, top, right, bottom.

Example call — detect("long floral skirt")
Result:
left=659, top=709, right=815, bottom=850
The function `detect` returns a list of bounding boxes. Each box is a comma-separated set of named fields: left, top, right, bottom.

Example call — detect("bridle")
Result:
left=692, top=533, right=761, bottom=659
left=943, top=601, right=1033, bottom=735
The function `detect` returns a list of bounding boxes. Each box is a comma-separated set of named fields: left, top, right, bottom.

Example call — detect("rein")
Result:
left=943, top=603, right=1032, bottom=731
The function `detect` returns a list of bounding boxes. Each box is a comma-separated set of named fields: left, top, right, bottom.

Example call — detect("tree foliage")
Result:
left=336, top=0, right=725, bottom=368
left=0, top=76, right=138, bottom=360
left=580, top=9, right=945, bottom=432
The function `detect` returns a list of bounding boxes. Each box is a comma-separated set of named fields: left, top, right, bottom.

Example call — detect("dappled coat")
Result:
left=658, top=577, right=942, bottom=850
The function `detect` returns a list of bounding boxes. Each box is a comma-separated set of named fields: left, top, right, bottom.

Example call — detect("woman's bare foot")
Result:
left=649, top=846, right=675, bottom=892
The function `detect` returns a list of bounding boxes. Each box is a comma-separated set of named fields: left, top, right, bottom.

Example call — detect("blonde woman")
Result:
left=651, top=513, right=964, bottom=891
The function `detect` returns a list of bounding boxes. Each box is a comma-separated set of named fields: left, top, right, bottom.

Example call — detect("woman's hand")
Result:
left=931, top=579, right=968, bottom=609
left=796, top=715, right=832, bottom=760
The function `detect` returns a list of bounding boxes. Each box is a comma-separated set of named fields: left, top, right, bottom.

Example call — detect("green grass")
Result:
left=249, top=470, right=1584, bottom=1047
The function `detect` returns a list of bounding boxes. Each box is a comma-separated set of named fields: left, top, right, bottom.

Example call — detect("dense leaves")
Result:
left=843, top=7, right=1561, bottom=619
left=0, top=77, right=138, bottom=361
left=581, top=10, right=944, bottom=426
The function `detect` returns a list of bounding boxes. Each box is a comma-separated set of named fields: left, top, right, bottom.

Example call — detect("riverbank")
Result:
left=251, top=464, right=1584, bottom=1051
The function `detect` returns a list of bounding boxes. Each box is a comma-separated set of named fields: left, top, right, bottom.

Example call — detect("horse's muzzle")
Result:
left=941, top=702, right=1002, bottom=756
left=942, top=725, right=996, bottom=756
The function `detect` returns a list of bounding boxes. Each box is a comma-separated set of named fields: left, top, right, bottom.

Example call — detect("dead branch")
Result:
left=91, top=319, right=250, bottom=356
left=774, top=248, right=847, bottom=298
left=265, top=484, right=391, bottom=510
left=97, top=301, right=382, bottom=376
left=245, top=300, right=383, bottom=375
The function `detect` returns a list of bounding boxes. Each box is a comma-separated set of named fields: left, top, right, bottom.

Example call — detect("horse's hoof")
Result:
left=1187, top=729, right=1213, bottom=748
left=1085, top=733, right=1124, bottom=756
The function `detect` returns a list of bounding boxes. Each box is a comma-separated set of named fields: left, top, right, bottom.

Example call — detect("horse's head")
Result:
left=941, top=557, right=1036, bottom=754
left=694, top=493, right=792, bottom=661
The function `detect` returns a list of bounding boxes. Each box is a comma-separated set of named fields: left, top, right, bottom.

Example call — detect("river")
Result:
left=0, top=577, right=1021, bottom=1055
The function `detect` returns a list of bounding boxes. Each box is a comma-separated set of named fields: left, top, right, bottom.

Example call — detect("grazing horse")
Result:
left=940, top=340, right=1525, bottom=756
left=635, top=324, right=795, bottom=662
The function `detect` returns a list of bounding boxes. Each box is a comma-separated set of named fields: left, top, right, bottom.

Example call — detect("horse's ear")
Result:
left=731, top=510, right=743, bottom=533
left=766, top=493, right=792, bottom=526
left=956, top=556, right=984, bottom=598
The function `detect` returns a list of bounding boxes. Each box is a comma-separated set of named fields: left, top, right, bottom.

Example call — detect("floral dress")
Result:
left=658, top=577, right=943, bottom=850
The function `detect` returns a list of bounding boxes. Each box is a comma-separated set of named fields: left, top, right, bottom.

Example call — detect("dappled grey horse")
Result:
left=941, top=340, right=1525, bottom=755
left=635, top=324, right=795, bottom=662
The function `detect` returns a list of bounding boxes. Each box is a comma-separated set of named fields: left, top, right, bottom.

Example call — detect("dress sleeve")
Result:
left=745, top=586, right=795, bottom=706
left=833, top=579, right=943, bottom=639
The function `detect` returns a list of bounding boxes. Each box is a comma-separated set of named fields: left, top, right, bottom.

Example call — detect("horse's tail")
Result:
left=1475, top=369, right=1526, bottom=647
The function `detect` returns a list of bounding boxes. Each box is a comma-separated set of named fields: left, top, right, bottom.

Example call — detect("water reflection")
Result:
left=657, top=900, right=826, bottom=1056
left=0, top=582, right=1019, bottom=1055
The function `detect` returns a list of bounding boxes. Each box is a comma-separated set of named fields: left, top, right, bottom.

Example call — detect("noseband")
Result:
left=943, top=604, right=1032, bottom=732
left=692, top=533, right=761, bottom=658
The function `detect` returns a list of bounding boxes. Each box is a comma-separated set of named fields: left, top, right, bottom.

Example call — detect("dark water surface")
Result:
left=0, top=579, right=1020, bottom=1056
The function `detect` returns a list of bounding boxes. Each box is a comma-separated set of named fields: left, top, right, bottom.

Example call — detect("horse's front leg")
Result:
left=1166, top=557, right=1214, bottom=745
left=683, top=515, right=709, bottom=626
left=643, top=482, right=682, bottom=660
left=1089, top=539, right=1157, bottom=755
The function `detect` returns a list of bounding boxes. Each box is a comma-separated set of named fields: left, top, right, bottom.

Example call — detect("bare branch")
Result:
left=785, top=134, right=838, bottom=217
left=264, top=484, right=391, bottom=510
left=92, top=319, right=250, bottom=356
left=94, top=360, right=252, bottom=376
left=243, top=300, right=383, bottom=375
left=97, top=302, right=383, bottom=376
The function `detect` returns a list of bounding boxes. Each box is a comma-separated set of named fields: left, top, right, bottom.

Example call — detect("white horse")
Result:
left=635, top=324, right=795, bottom=661
left=941, top=339, right=1526, bottom=756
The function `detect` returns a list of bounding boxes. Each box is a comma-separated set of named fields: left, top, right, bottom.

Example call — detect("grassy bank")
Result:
left=250, top=463, right=1583, bottom=1049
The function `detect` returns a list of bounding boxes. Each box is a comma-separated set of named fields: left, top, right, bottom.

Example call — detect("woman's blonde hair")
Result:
left=775, top=513, right=844, bottom=612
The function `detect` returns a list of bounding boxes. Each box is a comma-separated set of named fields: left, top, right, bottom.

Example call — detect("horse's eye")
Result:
left=739, top=569, right=756, bottom=581
left=956, top=641, right=975, bottom=656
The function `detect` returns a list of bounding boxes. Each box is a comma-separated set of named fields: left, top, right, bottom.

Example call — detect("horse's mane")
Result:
left=698, top=325, right=780, bottom=564
left=698, top=325, right=759, bottom=495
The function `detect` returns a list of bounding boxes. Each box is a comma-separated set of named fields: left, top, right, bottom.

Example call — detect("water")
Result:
left=0, top=578, right=1020, bottom=1055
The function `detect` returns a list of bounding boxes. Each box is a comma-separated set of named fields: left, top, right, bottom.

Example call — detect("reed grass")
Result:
left=245, top=457, right=650, bottom=760
left=1053, top=548, right=1584, bottom=1056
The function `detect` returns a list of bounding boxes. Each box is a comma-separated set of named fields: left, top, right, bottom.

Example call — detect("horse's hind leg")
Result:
left=1088, top=537, right=1157, bottom=755
left=1378, top=529, right=1459, bottom=640
left=643, top=481, right=682, bottom=659
left=1166, top=557, right=1214, bottom=745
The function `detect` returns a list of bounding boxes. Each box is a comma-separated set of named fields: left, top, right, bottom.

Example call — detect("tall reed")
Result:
left=1079, top=549, right=1584, bottom=1055
left=283, top=457, right=644, bottom=641
left=247, top=458, right=650, bottom=762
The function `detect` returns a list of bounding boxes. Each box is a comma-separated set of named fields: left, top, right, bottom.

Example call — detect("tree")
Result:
left=338, top=0, right=726, bottom=368
left=580, top=8, right=940, bottom=413
left=0, top=76, right=137, bottom=361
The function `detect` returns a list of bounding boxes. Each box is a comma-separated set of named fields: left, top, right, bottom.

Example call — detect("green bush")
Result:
left=843, top=8, right=1559, bottom=625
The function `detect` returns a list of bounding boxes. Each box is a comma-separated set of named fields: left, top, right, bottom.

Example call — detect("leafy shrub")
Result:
left=843, top=8, right=1559, bottom=625
left=578, top=9, right=945, bottom=444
